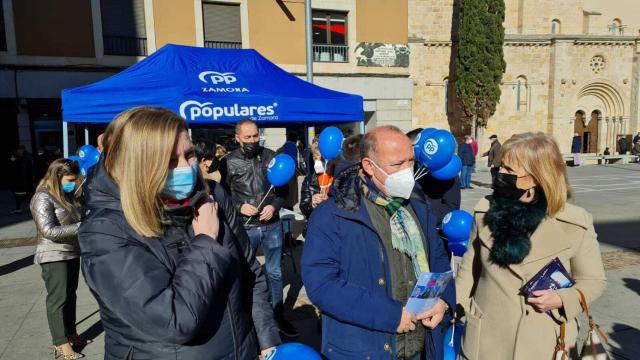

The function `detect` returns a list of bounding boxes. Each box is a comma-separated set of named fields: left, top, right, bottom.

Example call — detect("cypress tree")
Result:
left=455, top=0, right=506, bottom=138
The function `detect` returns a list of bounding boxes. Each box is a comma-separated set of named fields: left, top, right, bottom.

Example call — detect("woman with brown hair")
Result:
left=30, top=158, right=87, bottom=359
left=79, top=107, right=279, bottom=359
left=456, top=132, right=606, bottom=359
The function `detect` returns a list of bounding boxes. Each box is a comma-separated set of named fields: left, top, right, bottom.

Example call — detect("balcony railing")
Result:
left=313, top=44, right=349, bottom=63
left=103, top=36, right=147, bottom=56
left=204, top=40, right=242, bottom=49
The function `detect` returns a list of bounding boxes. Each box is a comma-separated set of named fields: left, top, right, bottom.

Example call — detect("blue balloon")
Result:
left=266, top=343, right=322, bottom=360
left=421, top=129, right=456, bottom=170
left=448, top=240, right=469, bottom=257
left=430, top=154, right=461, bottom=181
left=77, top=145, right=98, bottom=161
left=68, top=155, right=81, bottom=164
left=443, top=323, right=464, bottom=360
left=267, top=154, right=296, bottom=187
left=413, top=128, right=437, bottom=166
left=318, top=127, right=344, bottom=160
left=80, top=162, right=91, bottom=177
left=442, top=209, right=473, bottom=240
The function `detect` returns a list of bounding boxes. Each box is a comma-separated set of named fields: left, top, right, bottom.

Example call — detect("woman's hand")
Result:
left=311, top=193, right=328, bottom=208
left=192, top=200, right=220, bottom=240
left=416, top=299, right=449, bottom=329
left=527, top=290, right=563, bottom=312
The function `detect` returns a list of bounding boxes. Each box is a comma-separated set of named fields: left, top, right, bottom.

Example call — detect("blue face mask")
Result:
left=163, top=162, right=198, bottom=200
left=61, top=182, right=76, bottom=194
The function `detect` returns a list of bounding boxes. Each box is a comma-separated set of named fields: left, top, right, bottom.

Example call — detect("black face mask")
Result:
left=241, top=142, right=260, bottom=158
left=207, top=157, right=220, bottom=173
left=492, top=172, right=533, bottom=200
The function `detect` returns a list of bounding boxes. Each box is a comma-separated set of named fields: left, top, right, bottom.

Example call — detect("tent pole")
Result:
left=84, top=126, right=89, bottom=145
left=304, top=0, right=314, bottom=169
left=63, top=121, right=69, bottom=158
left=359, top=121, right=365, bottom=134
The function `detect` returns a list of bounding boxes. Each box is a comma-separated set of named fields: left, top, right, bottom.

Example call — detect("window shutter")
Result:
left=203, top=2, right=241, bottom=42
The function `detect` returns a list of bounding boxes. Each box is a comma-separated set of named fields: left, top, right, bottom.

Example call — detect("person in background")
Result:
left=34, top=147, right=50, bottom=185
left=633, top=132, right=640, bottom=146
left=80, top=107, right=279, bottom=359
left=302, top=126, right=454, bottom=360
left=571, top=133, right=582, bottom=167
left=618, top=136, right=628, bottom=155
left=456, top=132, right=606, bottom=359
left=30, top=159, right=86, bottom=359
left=194, top=139, right=222, bottom=183
left=458, top=135, right=475, bottom=189
left=406, top=128, right=461, bottom=224
left=279, top=131, right=301, bottom=211
left=469, top=136, right=479, bottom=157
left=8, top=146, right=34, bottom=214
left=216, top=144, right=227, bottom=160
left=632, top=139, right=640, bottom=156
left=220, top=119, right=299, bottom=338
left=483, top=134, right=502, bottom=183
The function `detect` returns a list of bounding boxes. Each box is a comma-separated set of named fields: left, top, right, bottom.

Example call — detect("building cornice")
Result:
left=422, top=34, right=640, bottom=47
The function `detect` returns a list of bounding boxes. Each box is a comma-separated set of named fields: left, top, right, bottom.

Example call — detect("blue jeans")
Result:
left=461, top=165, right=473, bottom=188
left=246, top=222, right=284, bottom=306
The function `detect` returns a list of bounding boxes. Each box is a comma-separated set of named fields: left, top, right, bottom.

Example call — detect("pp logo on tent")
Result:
left=198, top=71, right=236, bottom=85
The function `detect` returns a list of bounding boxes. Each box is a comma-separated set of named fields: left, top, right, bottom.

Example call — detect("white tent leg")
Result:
left=63, top=121, right=69, bottom=158
left=359, top=121, right=365, bottom=134
left=84, top=126, right=89, bottom=145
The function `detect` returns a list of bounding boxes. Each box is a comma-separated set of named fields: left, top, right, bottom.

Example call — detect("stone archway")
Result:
left=575, top=81, right=626, bottom=153
left=573, top=110, right=599, bottom=153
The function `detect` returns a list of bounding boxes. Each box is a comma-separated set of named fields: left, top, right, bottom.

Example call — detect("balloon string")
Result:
left=414, top=166, right=426, bottom=179
left=415, top=169, right=430, bottom=181
left=449, top=321, right=455, bottom=347
left=245, top=185, right=274, bottom=226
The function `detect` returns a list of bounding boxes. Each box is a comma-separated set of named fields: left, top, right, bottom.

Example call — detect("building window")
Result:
left=312, top=10, right=348, bottom=62
left=551, top=19, right=561, bottom=34
left=0, top=1, right=6, bottom=51
left=516, top=76, right=528, bottom=112
left=101, top=0, right=147, bottom=56
left=609, top=19, right=624, bottom=35
left=202, top=2, right=242, bottom=49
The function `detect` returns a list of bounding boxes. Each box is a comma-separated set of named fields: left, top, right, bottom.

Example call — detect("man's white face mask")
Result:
left=371, top=161, right=415, bottom=199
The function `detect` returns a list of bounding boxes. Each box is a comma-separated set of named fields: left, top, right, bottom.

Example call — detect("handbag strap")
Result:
left=576, top=288, right=609, bottom=343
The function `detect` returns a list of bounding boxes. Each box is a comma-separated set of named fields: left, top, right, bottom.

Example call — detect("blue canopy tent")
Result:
left=61, top=44, right=364, bottom=156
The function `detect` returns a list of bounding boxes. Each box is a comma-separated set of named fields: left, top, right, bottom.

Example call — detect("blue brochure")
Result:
left=522, top=257, right=575, bottom=296
left=406, top=271, right=454, bottom=315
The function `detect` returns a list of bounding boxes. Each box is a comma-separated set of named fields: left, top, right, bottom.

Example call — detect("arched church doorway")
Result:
left=573, top=110, right=599, bottom=153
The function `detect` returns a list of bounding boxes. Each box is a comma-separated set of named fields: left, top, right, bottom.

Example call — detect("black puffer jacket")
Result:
left=219, top=147, right=287, bottom=227
left=79, top=164, right=279, bottom=359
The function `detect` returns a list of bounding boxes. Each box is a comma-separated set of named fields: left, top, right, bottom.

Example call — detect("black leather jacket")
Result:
left=80, top=163, right=280, bottom=359
left=220, top=147, right=287, bottom=227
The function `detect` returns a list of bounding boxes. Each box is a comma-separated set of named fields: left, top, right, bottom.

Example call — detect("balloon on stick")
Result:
left=443, top=322, right=464, bottom=360
left=413, top=127, right=437, bottom=166
left=448, top=240, right=469, bottom=257
left=430, top=155, right=462, bottom=181
left=246, top=154, right=296, bottom=225
left=421, top=129, right=456, bottom=170
left=318, top=127, right=344, bottom=161
left=442, top=210, right=473, bottom=240
left=264, top=343, right=322, bottom=360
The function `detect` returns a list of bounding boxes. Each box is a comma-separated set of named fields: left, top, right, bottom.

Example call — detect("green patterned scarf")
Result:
left=362, top=178, right=429, bottom=277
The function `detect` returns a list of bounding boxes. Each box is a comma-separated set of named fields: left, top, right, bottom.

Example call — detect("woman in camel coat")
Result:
left=456, top=132, right=606, bottom=360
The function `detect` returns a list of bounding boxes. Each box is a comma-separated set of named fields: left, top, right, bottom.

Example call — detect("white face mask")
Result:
left=371, top=161, right=415, bottom=199
left=314, top=159, right=326, bottom=174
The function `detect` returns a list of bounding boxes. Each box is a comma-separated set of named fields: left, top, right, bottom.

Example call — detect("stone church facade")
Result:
left=409, top=0, right=640, bottom=154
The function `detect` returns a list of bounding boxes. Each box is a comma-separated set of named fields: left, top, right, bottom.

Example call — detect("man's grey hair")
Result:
left=361, top=125, right=405, bottom=160
left=464, top=135, right=471, bottom=141
left=235, top=119, right=258, bottom=134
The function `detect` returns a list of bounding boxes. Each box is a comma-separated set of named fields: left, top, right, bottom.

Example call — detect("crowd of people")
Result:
left=23, top=106, right=607, bottom=360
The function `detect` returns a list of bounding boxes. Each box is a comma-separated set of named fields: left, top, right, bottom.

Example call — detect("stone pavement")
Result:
left=0, top=164, right=639, bottom=359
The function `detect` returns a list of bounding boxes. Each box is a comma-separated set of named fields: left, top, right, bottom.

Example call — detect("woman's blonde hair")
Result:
left=104, top=106, right=188, bottom=237
left=37, top=158, right=82, bottom=210
left=501, top=132, right=570, bottom=216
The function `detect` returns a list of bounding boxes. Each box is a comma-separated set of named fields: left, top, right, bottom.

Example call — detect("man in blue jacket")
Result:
left=302, top=126, right=455, bottom=360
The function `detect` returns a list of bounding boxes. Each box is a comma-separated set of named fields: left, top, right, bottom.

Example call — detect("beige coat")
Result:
left=456, top=197, right=606, bottom=360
